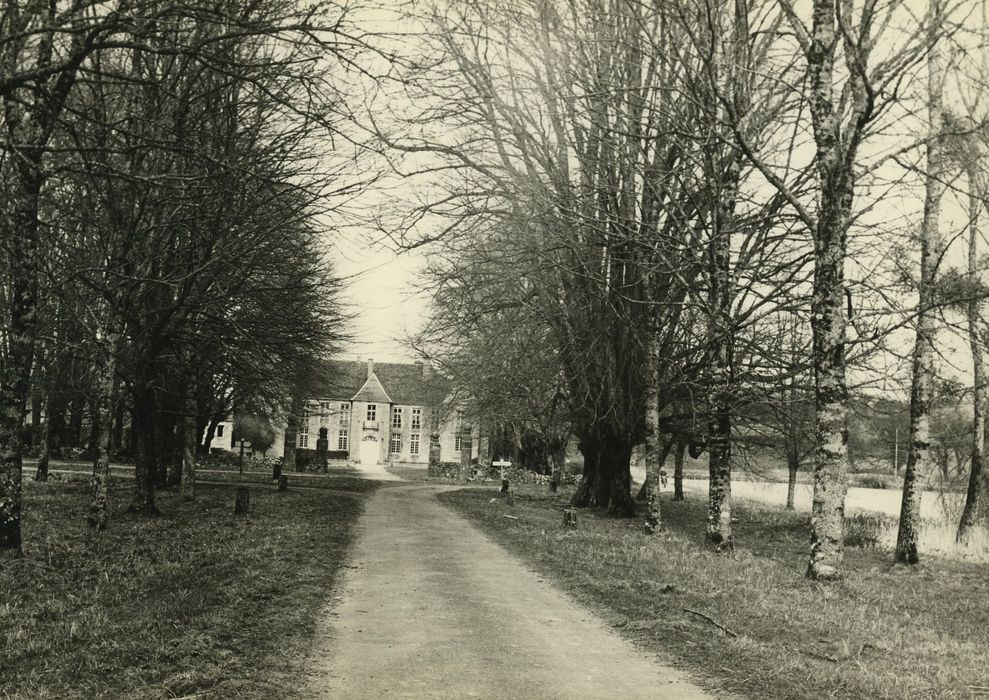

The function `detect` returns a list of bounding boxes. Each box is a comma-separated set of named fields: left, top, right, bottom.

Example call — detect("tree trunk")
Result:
left=549, top=438, right=566, bottom=492
left=282, top=404, right=298, bottom=474
left=88, top=340, right=118, bottom=530
left=168, top=422, right=183, bottom=489
left=128, top=386, right=160, bottom=515
left=673, top=439, right=686, bottom=501
left=181, top=395, right=197, bottom=501
left=68, top=396, right=85, bottom=450
left=201, top=415, right=222, bottom=452
left=643, top=301, right=663, bottom=533
left=112, top=400, right=125, bottom=456
left=806, top=179, right=852, bottom=580
left=706, top=262, right=734, bottom=549
left=154, top=411, right=174, bottom=489
left=644, top=438, right=674, bottom=532
left=0, top=166, right=44, bottom=556
left=34, top=391, right=53, bottom=482
left=897, top=18, right=943, bottom=564
left=958, top=165, right=987, bottom=541
left=571, top=432, right=635, bottom=517
left=30, top=386, right=42, bottom=451
left=704, top=156, right=736, bottom=551
left=786, top=443, right=799, bottom=511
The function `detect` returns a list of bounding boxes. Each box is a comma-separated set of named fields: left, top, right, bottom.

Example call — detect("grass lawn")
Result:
left=440, top=486, right=989, bottom=700
left=1, top=477, right=367, bottom=699
left=32, top=459, right=378, bottom=494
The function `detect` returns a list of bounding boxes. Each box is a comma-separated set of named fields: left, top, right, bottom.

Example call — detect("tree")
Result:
left=0, top=0, right=131, bottom=555
left=897, top=1, right=947, bottom=565
left=1, top=0, right=360, bottom=544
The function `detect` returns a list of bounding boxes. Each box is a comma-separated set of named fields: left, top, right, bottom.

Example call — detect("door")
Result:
left=359, top=434, right=379, bottom=464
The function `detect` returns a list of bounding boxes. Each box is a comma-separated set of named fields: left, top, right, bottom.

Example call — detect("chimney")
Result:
left=366, top=358, right=374, bottom=379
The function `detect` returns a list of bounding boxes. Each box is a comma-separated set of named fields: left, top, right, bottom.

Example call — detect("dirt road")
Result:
left=304, top=484, right=714, bottom=699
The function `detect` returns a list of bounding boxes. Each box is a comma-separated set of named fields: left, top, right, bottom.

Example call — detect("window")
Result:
left=411, top=407, right=421, bottom=430
left=216, top=424, right=225, bottom=438
left=410, top=433, right=420, bottom=456
left=298, top=423, right=309, bottom=448
left=302, top=403, right=311, bottom=420
left=389, top=432, right=401, bottom=454
left=338, top=427, right=349, bottom=451
left=340, top=402, right=351, bottom=415
left=392, top=406, right=402, bottom=428
left=429, top=411, right=440, bottom=433
left=454, top=410, right=465, bottom=451
left=367, top=404, right=376, bottom=421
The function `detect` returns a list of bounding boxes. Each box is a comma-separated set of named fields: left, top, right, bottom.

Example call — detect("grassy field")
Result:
left=440, top=486, right=989, bottom=700
left=1, top=477, right=367, bottom=699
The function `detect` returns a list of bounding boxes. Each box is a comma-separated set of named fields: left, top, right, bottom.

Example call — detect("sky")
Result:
left=323, top=0, right=987, bottom=387
left=332, top=233, right=429, bottom=364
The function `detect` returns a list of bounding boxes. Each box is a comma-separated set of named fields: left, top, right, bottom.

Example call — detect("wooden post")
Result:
left=563, top=506, right=577, bottom=528
left=428, top=431, right=441, bottom=476
left=459, top=423, right=472, bottom=481
left=316, top=427, right=329, bottom=474
left=234, top=487, right=250, bottom=515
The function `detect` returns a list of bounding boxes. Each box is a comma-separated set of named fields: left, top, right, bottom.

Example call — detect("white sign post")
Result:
left=493, top=459, right=512, bottom=493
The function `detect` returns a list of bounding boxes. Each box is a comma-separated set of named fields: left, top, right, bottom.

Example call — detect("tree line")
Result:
left=376, top=0, right=989, bottom=578
left=0, top=0, right=361, bottom=555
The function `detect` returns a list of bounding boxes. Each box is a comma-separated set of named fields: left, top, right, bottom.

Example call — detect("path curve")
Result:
left=304, top=484, right=713, bottom=699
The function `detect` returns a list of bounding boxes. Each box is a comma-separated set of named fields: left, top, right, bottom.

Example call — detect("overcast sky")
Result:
left=332, top=232, right=428, bottom=364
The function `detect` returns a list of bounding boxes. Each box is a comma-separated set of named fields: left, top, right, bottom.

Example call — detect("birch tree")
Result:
left=896, top=1, right=947, bottom=564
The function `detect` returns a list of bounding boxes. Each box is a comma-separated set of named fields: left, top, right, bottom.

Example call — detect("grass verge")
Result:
left=2, top=478, right=367, bottom=699
left=439, top=486, right=989, bottom=700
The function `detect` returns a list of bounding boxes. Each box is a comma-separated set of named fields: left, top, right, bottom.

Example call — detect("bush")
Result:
left=199, top=451, right=241, bottom=470
left=428, top=461, right=461, bottom=478
left=851, top=474, right=891, bottom=490
left=844, top=512, right=897, bottom=548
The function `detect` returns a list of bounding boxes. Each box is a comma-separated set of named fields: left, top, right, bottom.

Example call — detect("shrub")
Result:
left=428, top=461, right=461, bottom=478
left=198, top=451, right=241, bottom=470
left=844, top=512, right=897, bottom=548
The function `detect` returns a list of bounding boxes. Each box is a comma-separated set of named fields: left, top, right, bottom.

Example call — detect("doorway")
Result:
left=359, top=434, right=379, bottom=465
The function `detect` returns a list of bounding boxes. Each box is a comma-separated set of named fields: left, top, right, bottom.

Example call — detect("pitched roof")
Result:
left=351, top=372, right=392, bottom=403
left=319, top=359, right=451, bottom=407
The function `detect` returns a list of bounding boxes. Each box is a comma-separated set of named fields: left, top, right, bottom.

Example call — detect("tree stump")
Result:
left=563, top=506, right=578, bottom=528
left=234, top=487, right=250, bottom=515
left=278, top=475, right=288, bottom=492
